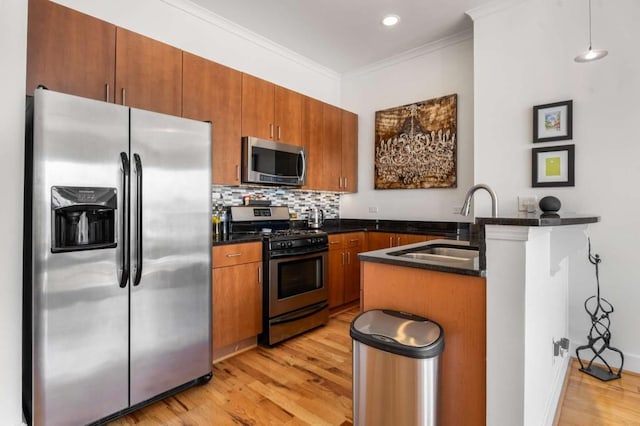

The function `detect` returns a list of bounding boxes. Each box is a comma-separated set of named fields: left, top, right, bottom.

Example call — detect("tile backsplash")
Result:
left=212, top=185, right=340, bottom=220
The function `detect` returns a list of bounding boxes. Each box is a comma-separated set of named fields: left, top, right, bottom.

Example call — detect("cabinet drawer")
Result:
left=328, top=234, right=344, bottom=251
left=213, top=241, right=262, bottom=268
left=344, top=232, right=364, bottom=249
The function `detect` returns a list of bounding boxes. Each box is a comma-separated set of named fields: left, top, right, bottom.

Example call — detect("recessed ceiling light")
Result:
left=382, top=14, right=400, bottom=27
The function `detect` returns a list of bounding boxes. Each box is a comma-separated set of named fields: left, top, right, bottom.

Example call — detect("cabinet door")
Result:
left=212, top=261, right=262, bottom=350
left=26, top=0, right=116, bottom=100
left=322, top=103, right=343, bottom=191
left=397, top=234, right=433, bottom=247
left=183, top=53, right=242, bottom=184
left=301, top=96, right=324, bottom=190
left=341, top=110, right=358, bottom=192
left=241, top=74, right=274, bottom=139
left=274, top=86, right=302, bottom=146
left=327, top=249, right=345, bottom=308
left=115, top=28, right=183, bottom=116
left=343, top=232, right=364, bottom=303
left=366, top=232, right=396, bottom=251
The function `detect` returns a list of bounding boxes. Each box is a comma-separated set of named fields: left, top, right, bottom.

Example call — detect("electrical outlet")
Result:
left=368, top=206, right=379, bottom=213
left=518, top=196, right=537, bottom=212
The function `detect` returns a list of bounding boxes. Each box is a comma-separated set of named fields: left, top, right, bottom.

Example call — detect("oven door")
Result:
left=268, top=249, right=328, bottom=318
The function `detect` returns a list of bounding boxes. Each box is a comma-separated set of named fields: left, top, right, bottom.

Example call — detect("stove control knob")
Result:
left=279, top=242, right=286, bottom=248
left=287, top=241, right=293, bottom=248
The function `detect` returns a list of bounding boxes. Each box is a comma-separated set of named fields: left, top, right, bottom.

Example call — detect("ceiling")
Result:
left=189, top=0, right=498, bottom=73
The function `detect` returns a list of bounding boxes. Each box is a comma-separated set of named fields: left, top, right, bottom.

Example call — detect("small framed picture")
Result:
left=533, top=100, right=573, bottom=143
left=532, top=144, right=575, bottom=187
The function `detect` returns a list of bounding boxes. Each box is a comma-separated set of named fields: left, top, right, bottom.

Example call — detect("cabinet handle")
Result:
left=105, top=84, right=110, bottom=103
left=341, top=252, right=345, bottom=265
left=258, top=266, right=262, bottom=284
left=121, top=88, right=126, bottom=106
left=389, top=237, right=393, bottom=247
left=347, top=252, right=351, bottom=264
left=236, top=164, right=240, bottom=181
left=344, top=177, right=348, bottom=189
left=339, top=177, right=343, bottom=188
left=349, top=239, right=359, bottom=243
left=329, top=241, right=340, bottom=245
left=397, top=237, right=401, bottom=246
left=225, top=253, right=242, bottom=258
left=277, top=125, right=281, bottom=140
left=269, top=123, right=274, bottom=138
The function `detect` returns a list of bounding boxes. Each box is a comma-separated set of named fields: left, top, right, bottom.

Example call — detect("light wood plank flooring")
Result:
left=556, top=359, right=640, bottom=425
left=109, top=309, right=356, bottom=425
left=109, top=308, right=639, bottom=425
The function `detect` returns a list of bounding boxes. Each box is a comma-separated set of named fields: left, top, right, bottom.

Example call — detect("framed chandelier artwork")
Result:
left=374, top=94, right=457, bottom=189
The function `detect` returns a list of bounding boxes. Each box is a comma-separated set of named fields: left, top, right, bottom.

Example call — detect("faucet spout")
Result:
left=460, top=184, right=499, bottom=218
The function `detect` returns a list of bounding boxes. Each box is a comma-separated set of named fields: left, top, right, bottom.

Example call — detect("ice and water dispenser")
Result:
left=51, top=186, right=117, bottom=252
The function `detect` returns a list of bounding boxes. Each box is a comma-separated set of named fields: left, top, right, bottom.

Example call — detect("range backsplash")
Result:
left=212, top=185, right=340, bottom=220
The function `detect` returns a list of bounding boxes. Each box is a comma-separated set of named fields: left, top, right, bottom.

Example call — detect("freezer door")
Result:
left=129, top=108, right=212, bottom=404
left=29, top=90, right=130, bottom=425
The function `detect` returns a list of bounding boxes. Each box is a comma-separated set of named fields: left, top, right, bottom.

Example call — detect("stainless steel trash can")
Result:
left=350, top=309, right=444, bottom=426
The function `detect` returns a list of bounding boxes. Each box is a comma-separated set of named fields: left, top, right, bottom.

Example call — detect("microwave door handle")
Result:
left=133, top=153, right=143, bottom=286
left=298, top=150, right=306, bottom=182
left=119, top=152, right=130, bottom=288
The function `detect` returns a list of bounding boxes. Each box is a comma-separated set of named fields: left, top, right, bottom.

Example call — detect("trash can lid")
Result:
left=350, top=309, right=444, bottom=359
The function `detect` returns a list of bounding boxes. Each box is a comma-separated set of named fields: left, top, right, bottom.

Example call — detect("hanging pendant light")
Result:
left=574, top=0, right=608, bottom=62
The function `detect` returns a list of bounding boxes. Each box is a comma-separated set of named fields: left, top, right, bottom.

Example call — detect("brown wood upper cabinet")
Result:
left=183, top=53, right=242, bottom=185
left=341, top=110, right=358, bottom=192
left=241, top=74, right=302, bottom=146
left=26, top=0, right=116, bottom=100
left=115, top=28, right=183, bottom=116
left=26, top=1, right=182, bottom=117
left=301, top=96, right=324, bottom=189
left=301, top=99, right=358, bottom=192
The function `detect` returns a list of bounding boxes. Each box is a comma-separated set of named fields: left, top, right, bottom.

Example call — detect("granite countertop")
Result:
left=358, top=239, right=484, bottom=277
left=476, top=212, right=600, bottom=227
left=212, top=218, right=473, bottom=247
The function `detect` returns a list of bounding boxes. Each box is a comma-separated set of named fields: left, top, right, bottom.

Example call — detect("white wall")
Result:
left=0, top=0, right=27, bottom=424
left=54, top=0, right=342, bottom=105
left=472, top=0, right=640, bottom=372
left=340, top=35, right=475, bottom=221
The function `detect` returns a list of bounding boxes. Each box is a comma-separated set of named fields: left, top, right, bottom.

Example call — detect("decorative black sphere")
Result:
left=539, top=196, right=561, bottom=213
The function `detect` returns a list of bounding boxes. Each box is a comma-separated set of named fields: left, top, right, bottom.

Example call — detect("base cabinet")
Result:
left=212, top=242, right=262, bottom=356
left=328, top=232, right=365, bottom=309
left=361, top=260, right=486, bottom=425
left=366, top=232, right=438, bottom=251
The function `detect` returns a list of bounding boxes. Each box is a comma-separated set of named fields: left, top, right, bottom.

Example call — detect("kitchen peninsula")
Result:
left=358, top=212, right=599, bottom=426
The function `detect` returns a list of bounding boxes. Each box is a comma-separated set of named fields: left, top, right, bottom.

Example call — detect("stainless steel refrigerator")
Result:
left=23, top=89, right=212, bottom=425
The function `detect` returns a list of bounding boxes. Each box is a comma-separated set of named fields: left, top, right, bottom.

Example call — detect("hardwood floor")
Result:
left=109, top=308, right=639, bottom=425
left=556, top=359, right=640, bottom=425
left=109, top=309, right=356, bottom=425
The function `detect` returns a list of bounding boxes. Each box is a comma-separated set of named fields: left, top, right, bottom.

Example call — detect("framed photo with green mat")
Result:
left=532, top=144, right=575, bottom=187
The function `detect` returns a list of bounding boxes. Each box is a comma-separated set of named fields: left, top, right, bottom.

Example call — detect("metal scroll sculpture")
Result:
left=575, top=239, right=624, bottom=381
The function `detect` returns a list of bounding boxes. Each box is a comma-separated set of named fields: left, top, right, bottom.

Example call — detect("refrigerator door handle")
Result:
left=119, top=152, right=130, bottom=288
left=133, top=153, right=143, bottom=286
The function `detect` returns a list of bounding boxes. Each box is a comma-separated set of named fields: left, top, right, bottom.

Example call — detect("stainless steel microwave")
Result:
left=242, top=136, right=306, bottom=186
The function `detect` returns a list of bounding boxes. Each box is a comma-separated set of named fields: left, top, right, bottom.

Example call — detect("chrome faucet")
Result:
left=460, top=184, right=499, bottom=218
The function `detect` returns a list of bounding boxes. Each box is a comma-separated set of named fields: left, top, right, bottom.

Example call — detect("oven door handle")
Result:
left=270, top=302, right=329, bottom=326
left=269, top=245, right=328, bottom=258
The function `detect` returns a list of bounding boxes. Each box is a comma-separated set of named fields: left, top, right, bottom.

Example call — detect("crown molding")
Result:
left=343, top=29, right=473, bottom=79
left=159, top=0, right=340, bottom=80
left=465, top=0, right=528, bottom=21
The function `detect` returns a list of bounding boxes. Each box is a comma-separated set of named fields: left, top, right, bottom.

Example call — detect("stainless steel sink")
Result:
left=389, top=244, right=479, bottom=265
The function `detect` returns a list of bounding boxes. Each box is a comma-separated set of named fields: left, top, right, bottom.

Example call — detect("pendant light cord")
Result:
left=588, top=0, right=593, bottom=50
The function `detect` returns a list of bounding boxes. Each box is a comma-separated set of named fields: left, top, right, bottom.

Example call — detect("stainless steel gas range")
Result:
left=229, top=206, right=329, bottom=345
